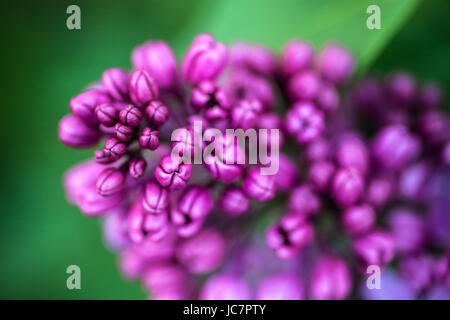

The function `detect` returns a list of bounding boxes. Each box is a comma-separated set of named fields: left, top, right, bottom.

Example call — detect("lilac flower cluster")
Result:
left=59, top=34, right=450, bottom=300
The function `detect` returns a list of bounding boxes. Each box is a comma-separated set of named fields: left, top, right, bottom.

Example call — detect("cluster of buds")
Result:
left=59, top=34, right=450, bottom=300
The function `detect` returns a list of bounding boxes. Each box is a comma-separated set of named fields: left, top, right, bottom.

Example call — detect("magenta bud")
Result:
left=267, top=213, right=314, bottom=259
left=101, top=68, right=130, bottom=101
left=400, top=255, right=435, bottom=291
left=139, top=128, right=160, bottom=150
left=228, top=70, right=275, bottom=109
left=143, top=264, right=189, bottom=299
left=200, top=275, right=251, bottom=300
left=230, top=43, right=275, bottom=75
left=96, top=167, right=125, bottom=196
left=171, top=185, right=213, bottom=237
left=114, top=123, right=133, bottom=142
left=182, top=33, right=228, bottom=84
left=285, top=101, right=324, bottom=144
left=372, top=125, right=421, bottom=170
left=317, top=83, right=339, bottom=114
left=94, top=149, right=114, bottom=164
left=365, top=178, right=392, bottom=208
left=231, top=98, right=263, bottom=130
left=341, top=204, right=376, bottom=236
left=256, top=273, right=304, bottom=300
left=336, top=134, right=369, bottom=174
left=274, top=155, right=298, bottom=191
left=219, top=186, right=250, bottom=217
left=191, top=80, right=231, bottom=120
left=243, top=167, right=276, bottom=202
left=176, top=228, right=226, bottom=274
left=103, top=137, right=127, bottom=161
left=131, top=41, right=177, bottom=89
left=317, top=44, right=354, bottom=84
left=280, top=40, right=314, bottom=78
left=58, top=114, right=100, bottom=148
left=388, top=208, right=425, bottom=254
left=155, top=155, right=192, bottom=190
left=119, top=104, right=143, bottom=127
left=128, top=200, right=168, bottom=243
left=308, top=160, right=335, bottom=192
left=129, top=70, right=159, bottom=106
left=287, top=70, right=322, bottom=101
left=305, top=138, right=331, bottom=162
left=95, top=103, right=118, bottom=127
left=70, top=90, right=111, bottom=125
left=145, top=100, right=169, bottom=126
left=289, top=185, right=321, bottom=218
left=142, top=180, right=169, bottom=215
left=387, top=72, right=416, bottom=106
left=129, top=157, right=147, bottom=179
left=352, top=230, right=395, bottom=268
left=332, top=167, right=364, bottom=207
left=310, top=255, right=352, bottom=300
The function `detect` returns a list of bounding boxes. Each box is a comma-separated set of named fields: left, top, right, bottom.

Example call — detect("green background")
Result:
left=0, top=0, right=448, bottom=299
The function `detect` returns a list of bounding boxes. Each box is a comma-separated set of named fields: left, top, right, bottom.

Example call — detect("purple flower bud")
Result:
left=309, top=160, right=335, bottom=192
left=317, top=83, right=339, bottom=114
left=388, top=208, right=425, bottom=254
left=419, top=110, right=449, bottom=144
left=228, top=70, right=275, bottom=109
left=372, top=125, right=421, bottom=170
left=191, top=80, right=231, bottom=120
left=128, top=199, right=169, bottom=243
left=96, top=167, right=125, bottom=196
left=267, top=213, right=314, bottom=259
left=305, top=137, right=331, bottom=162
left=419, top=82, right=442, bottom=109
left=155, top=155, right=192, bottom=190
left=387, top=72, right=416, bottom=106
left=219, top=186, right=250, bottom=217
left=400, top=255, right=435, bottom=291
left=176, top=228, right=226, bottom=274
left=288, top=185, right=321, bottom=218
left=95, top=103, right=118, bottom=127
left=243, top=167, right=276, bottom=202
left=102, top=68, right=130, bottom=101
left=310, top=255, right=352, bottom=300
left=145, top=100, right=169, bottom=126
left=182, top=33, right=227, bottom=84
left=274, top=154, right=298, bottom=191
left=114, top=123, right=133, bottom=142
left=119, top=104, right=143, bottom=127
left=204, top=134, right=245, bottom=183
left=102, top=207, right=130, bottom=250
left=231, top=98, right=263, bottom=130
left=257, top=273, right=304, bottom=300
left=341, top=204, right=376, bottom=236
left=143, top=264, right=189, bottom=299
left=352, top=230, right=395, bottom=268
left=317, top=44, right=354, bottom=84
left=285, top=102, right=324, bottom=144
left=131, top=41, right=177, bottom=89
left=398, top=161, right=432, bottom=200
left=171, top=185, right=213, bottom=237
left=70, top=90, right=111, bottom=125
left=102, top=137, right=127, bottom=162
left=365, top=177, right=392, bottom=208
left=200, top=275, right=251, bottom=300
left=58, top=114, right=100, bottom=148
left=139, top=127, right=159, bottom=150
left=287, top=70, right=322, bottom=101
left=336, top=134, right=369, bottom=174
left=332, top=167, right=364, bottom=207
left=280, top=40, right=314, bottom=78
left=258, top=113, right=284, bottom=148
left=129, top=157, right=147, bottom=179
left=142, top=180, right=169, bottom=215
left=129, top=70, right=159, bottom=106
left=94, top=149, right=114, bottom=164
left=230, top=43, right=275, bottom=75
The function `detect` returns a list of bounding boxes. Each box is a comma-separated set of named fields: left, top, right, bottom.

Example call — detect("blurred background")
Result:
left=0, top=0, right=448, bottom=299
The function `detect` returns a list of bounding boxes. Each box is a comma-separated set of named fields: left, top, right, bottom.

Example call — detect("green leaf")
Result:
left=176, top=0, right=420, bottom=75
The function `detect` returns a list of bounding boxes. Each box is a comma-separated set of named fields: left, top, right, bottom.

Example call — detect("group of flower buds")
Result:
left=59, top=33, right=450, bottom=300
